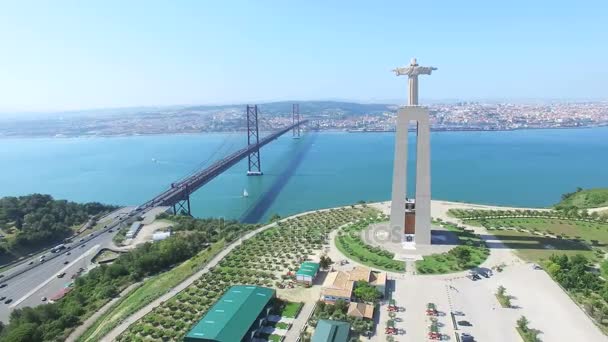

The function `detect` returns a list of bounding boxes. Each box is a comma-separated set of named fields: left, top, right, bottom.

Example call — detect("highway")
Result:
left=0, top=207, right=136, bottom=323
left=0, top=121, right=307, bottom=323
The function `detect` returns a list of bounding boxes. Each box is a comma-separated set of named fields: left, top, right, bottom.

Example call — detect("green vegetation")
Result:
left=353, top=281, right=382, bottom=303
left=556, top=187, right=608, bottom=210
left=79, top=240, right=227, bottom=342
left=0, top=216, right=254, bottom=342
left=309, top=300, right=373, bottom=337
left=495, top=285, right=512, bottom=308
left=273, top=300, right=303, bottom=318
left=0, top=194, right=116, bottom=262
left=543, top=254, right=608, bottom=333
left=456, top=211, right=608, bottom=263
left=516, top=315, right=542, bottom=342
left=117, top=207, right=379, bottom=341
left=415, top=221, right=489, bottom=274
left=335, top=216, right=406, bottom=272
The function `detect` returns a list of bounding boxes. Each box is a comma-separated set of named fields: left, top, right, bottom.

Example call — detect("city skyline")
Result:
left=1, top=1, right=608, bottom=112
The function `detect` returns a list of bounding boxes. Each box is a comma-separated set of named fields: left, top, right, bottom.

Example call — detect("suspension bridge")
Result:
left=138, top=104, right=307, bottom=215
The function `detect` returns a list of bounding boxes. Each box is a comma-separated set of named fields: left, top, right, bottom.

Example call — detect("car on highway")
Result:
left=28, top=260, right=34, bottom=265
left=80, top=244, right=86, bottom=248
left=0, top=284, right=7, bottom=288
left=79, top=238, right=84, bottom=242
left=108, top=229, right=113, bottom=233
left=41, top=297, right=47, bottom=302
left=67, top=252, right=71, bottom=255
left=0, top=296, right=6, bottom=301
left=57, top=272, right=66, bottom=278
left=458, top=320, right=472, bottom=326
left=63, top=261, right=70, bottom=265
left=4, top=299, right=12, bottom=304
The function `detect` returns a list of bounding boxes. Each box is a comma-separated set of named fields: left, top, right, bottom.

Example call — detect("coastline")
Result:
left=1, top=123, right=607, bottom=139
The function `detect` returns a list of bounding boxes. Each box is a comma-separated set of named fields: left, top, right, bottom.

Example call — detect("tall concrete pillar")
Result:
left=390, top=106, right=431, bottom=244
left=415, top=113, right=431, bottom=245
left=389, top=110, right=408, bottom=242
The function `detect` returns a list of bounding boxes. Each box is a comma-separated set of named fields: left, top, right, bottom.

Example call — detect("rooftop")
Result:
left=296, top=261, right=320, bottom=278
left=312, top=320, right=351, bottom=342
left=184, top=285, right=275, bottom=341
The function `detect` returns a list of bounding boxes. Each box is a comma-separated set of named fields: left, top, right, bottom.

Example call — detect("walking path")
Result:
left=284, top=302, right=315, bottom=342
left=101, top=221, right=279, bottom=341
left=99, top=204, right=360, bottom=341
left=66, top=282, right=141, bottom=342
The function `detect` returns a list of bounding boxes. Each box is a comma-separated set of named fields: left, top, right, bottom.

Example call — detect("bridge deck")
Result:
left=139, top=120, right=308, bottom=210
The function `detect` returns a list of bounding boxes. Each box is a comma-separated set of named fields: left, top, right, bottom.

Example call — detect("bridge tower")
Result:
left=246, top=105, right=263, bottom=176
left=292, top=104, right=301, bottom=138
left=172, top=184, right=192, bottom=216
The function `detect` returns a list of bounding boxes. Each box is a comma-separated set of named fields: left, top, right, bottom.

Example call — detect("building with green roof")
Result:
left=312, top=320, right=351, bottom=342
left=296, top=261, right=320, bottom=285
left=184, top=285, right=275, bottom=342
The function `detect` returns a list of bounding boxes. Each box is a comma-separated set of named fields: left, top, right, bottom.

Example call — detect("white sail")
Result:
left=243, top=189, right=249, bottom=197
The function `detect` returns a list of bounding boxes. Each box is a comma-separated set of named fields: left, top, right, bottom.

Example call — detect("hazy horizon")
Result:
left=1, top=1, right=607, bottom=112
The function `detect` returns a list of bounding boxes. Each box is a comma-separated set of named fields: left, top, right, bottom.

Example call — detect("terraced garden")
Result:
left=116, top=206, right=379, bottom=341
left=335, top=213, right=406, bottom=272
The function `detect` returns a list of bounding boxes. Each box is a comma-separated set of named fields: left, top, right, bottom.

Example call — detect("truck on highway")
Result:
left=51, top=244, right=66, bottom=253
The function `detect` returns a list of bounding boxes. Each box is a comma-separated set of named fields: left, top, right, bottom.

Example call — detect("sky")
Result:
left=0, top=0, right=607, bottom=112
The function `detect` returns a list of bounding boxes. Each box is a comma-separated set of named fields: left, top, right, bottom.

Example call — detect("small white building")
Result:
left=152, top=231, right=171, bottom=241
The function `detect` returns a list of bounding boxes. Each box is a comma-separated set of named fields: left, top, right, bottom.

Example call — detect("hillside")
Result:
left=555, top=188, right=608, bottom=209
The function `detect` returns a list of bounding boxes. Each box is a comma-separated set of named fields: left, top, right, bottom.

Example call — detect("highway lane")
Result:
left=0, top=207, right=137, bottom=323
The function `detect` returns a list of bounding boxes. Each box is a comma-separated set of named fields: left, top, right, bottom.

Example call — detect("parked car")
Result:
left=461, top=333, right=475, bottom=342
left=458, top=320, right=472, bottom=326
left=533, top=264, right=542, bottom=270
left=57, top=272, right=66, bottom=278
left=63, top=261, right=69, bottom=265
left=453, top=311, right=465, bottom=316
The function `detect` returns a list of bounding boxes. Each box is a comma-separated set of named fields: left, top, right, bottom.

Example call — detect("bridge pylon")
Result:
left=172, top=184, right=192, bottom=216
left=292, top=104, right=301, bottom=139
left=246, top=105, right=263, bottom=176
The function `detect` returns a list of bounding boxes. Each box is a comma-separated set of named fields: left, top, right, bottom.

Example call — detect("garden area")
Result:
left=116, top=206, right=380, bottom=341
left=415, top=221, right=489, bottom=274
left=450, top=208, right=608, bottom=263
left=300, top=300, right=374, bottom=342
left=335, top=213, right=406, bottom=272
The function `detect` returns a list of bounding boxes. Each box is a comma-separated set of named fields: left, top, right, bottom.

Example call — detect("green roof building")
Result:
left=296, top=261, right=320, bottom=284
left=312, top=320, right=351, bottom=342
left=184, top=285, right=275, bottom=342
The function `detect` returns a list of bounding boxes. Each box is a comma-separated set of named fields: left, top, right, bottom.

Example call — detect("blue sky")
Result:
left=0, top=1, right=607, bottom=112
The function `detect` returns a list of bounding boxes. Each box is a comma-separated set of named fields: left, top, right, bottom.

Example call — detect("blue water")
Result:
left=0, top=127, right=607, bottom=222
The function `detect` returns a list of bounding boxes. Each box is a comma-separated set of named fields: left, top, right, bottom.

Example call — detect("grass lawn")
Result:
left=279, top=301, right=303, bottom=318
left=415, top=222, right=490, bottom=274
left=556, top=188, right=608, bottom=209
left=466, top=217, right=608, bottom=263
left=78, top=240, right=226, bottom=342
left=335, top=234, right=405, bottom=272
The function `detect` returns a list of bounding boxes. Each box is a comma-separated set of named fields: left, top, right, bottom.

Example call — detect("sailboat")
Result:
left=243, top=189, right=249, bottom=198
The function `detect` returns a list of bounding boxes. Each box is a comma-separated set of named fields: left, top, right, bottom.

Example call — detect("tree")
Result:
left=353, top=282, right=381, bottom=303
left=319, top=255, right=332, bottom=269
left=269, top=214, right=282, bottom=223
left=517, top=315, right=530, bottom=332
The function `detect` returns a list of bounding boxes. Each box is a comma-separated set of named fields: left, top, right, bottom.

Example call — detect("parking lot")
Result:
left=373, top=263, right=605, bottom=341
